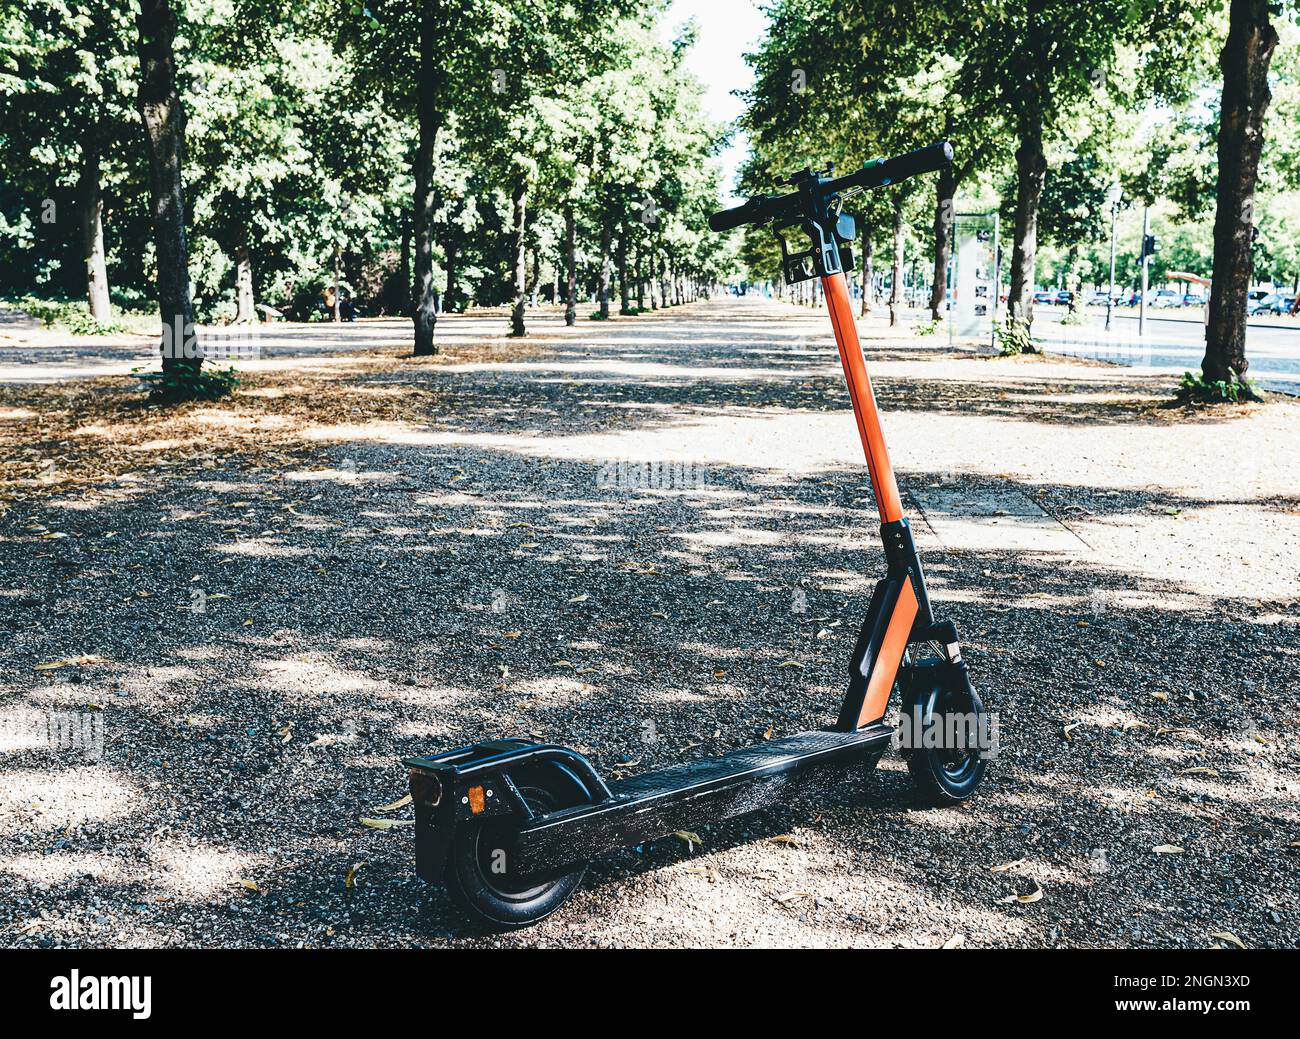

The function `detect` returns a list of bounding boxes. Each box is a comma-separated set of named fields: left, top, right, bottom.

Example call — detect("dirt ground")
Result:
left=0, top=298, right=1296, bottom=948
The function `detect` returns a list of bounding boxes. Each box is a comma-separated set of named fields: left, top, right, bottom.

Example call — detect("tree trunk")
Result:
left=858, top=235, right=870, bottom=316
left=395, top=216, right=411, bottom=316
left=598, top=215, right=612, bottom=319
left=888, top=202, right=904, bottom=326
left=1204, top=0, right=1278, bottom=395
left=412, top=2, right=441, bottom=355
left=930, top=164, right=955, bottom=322
left=509, top=179, right=527, bottom=336
left=659, top=246, right=668, bottom=308
left=635, top=245, right=644, bottom=310
left=1007, top=112, right=1047, bottom=333
left=444, top=236, right=458, bottom=315
left=77, top=141, right=112, bottom=323
left=564, top=205, right=576, bottom=326
left=331, top=243, right=341, bottom=322
left=860, top=234, right=873, bottom=316
left=234, top=246, right=255, bottom=323
left=616, top=233, right=630, bottom=314
left=526, top=247, right=539, bottom=306
left=134, top=0, right=197, bottom=376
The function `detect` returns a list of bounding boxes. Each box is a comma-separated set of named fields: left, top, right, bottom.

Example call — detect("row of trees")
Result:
left=738, top=0, right=1298, bottom=398
left=0, top=0, right=732, bottom=384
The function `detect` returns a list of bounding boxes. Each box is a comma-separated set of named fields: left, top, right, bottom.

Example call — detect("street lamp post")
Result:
left=1105, top=183, right=1121, bottom=332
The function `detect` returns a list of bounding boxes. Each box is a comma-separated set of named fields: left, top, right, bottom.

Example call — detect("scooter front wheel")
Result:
left=444, top=763, right=591, bottom=929
left=901, top=668, right=989, bottom=804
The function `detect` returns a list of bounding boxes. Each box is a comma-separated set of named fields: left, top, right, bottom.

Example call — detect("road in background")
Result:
left=1030, top=307, right=1300, bottom=394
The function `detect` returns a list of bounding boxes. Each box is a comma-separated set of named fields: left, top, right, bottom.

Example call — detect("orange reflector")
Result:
left=467, top=785, right=486, bottom=814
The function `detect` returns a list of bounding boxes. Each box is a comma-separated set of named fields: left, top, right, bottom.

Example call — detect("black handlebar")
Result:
left=708, top=140, right=953, bottom=233
left=707, top=194, right=779, bottom=233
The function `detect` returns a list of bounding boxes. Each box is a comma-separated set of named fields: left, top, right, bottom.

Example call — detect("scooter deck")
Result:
left=512, top=723, right=892, bottom=873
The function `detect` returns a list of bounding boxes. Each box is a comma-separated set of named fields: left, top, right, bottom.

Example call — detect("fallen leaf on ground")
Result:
left=673, top=831, right=703, bottom=852
left=373, top=794, right=412, bottom=813
left=566, top=593, right=589, bottom=604
left=1153, top=845, right=1185, bottom=855
left=685, top=866, right=719, bottom=883
left=1003, top=884, right=1043, bottom=904
left=345, top=863, right=365, bottom=890
left=1209, top=931, right=1246, bottom=949
left=990, top=859, right=1026, bottom=873
left=358, top=817, right=415, bottom=830
left=33, top=654, right=106, bottom=671
left=773, top=890, right=814, bottom=904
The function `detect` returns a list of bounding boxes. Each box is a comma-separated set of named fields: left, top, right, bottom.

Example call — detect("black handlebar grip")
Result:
left=708, top=195, right=769, bottom=232
left=874, top=140, right=953, bottom=184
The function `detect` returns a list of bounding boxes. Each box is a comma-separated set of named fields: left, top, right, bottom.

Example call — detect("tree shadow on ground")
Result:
left=1, top=440, right=1294, bottom=947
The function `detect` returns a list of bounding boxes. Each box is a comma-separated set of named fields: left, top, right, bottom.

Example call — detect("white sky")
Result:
left=661, top=0, right=769, bottom=202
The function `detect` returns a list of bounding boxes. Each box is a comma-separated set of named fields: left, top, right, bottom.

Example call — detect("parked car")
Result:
left=1032, top=290, right=1055, bottom=305
left=1182, top=293, right=1206, bottom=307
left=1053, top=289, right=1073, bottom=305
left=1248, top=292, right=1281, bottom=315
left=1150, top=289, right=1181, bottom=308
left=1255, top=294, right=1296, bottom=315
left=1085, top=290, right=1111, bottom=306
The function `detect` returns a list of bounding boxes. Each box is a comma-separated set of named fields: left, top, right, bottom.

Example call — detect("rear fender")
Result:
left=409, top=767, right=525, bottom=883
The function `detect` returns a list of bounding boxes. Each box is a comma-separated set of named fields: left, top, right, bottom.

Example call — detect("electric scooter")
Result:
left=405, top=140, right=990, bottom=929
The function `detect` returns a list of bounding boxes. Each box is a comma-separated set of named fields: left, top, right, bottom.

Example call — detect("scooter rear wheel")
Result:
left=444, top=763, right=591, bottom=929
left=902, top=670, right=989, bottom=804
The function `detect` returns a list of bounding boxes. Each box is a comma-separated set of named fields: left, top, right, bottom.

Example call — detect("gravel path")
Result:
left=1, top=297, right=1296, bottom=948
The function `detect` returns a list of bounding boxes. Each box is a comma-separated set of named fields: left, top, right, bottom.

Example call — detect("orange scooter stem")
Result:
left=822, top=271, right=903, bottom=525
left=822, top=271, right=917, bottom=725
